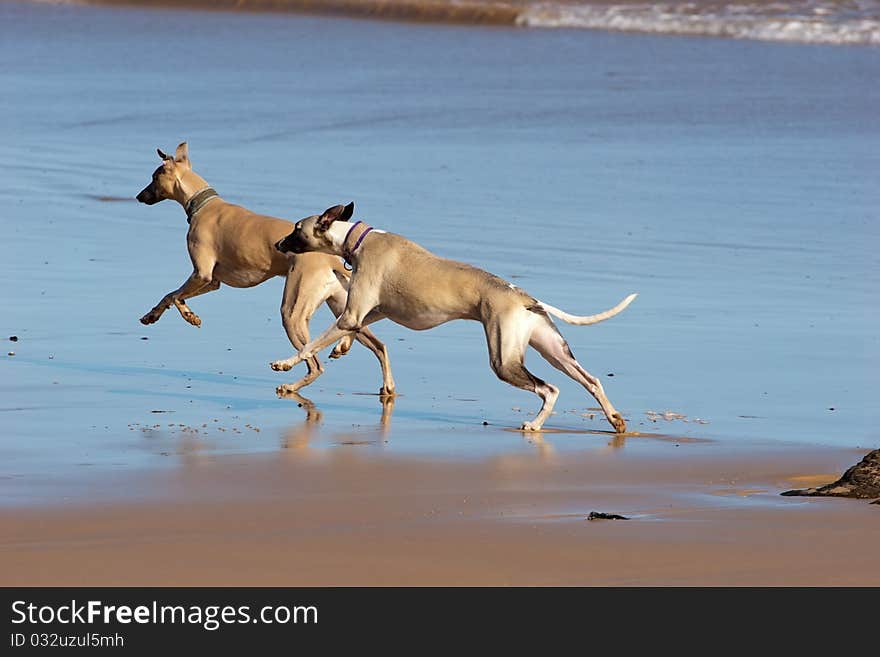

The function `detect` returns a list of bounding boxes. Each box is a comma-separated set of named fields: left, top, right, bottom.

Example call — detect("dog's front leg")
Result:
left=324, top=287, right=395, bottom=397
left=270, top=319, right=352, bottom=372
left=270, top=305, right=383, bottom=371
left=140, top=271, right=214, bottom=327
left=173, top=278, right=220, bottom=323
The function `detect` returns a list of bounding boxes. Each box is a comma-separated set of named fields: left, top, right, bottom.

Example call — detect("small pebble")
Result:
left=7, top=351, right=14, bottom=356
left=482, top=421, right=489, bottom=426
left=9, top=336, right=18, bottom=342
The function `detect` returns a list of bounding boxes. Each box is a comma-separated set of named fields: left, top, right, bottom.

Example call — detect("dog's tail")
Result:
left=537, top=293, right=637, bottom=326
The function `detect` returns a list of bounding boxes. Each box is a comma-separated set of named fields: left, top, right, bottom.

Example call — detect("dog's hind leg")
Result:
left=485, top=312, right=559, bottom=432
left=528, top=319, right=627, bottom=433
left=325, top=288, right=396, bottom=397
left=275, top=268, right=328, bottom=395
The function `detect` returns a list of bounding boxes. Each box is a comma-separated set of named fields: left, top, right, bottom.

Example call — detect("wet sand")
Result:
left=2, top=441, right=878, bottom=586
left=1, top=2, right=878, bottom=585
left=81, top=0, right=524, bottom=25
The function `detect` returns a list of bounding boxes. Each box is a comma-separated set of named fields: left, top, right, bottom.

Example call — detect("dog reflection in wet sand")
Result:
left=281, top=392, right=395, bottom=452
left=283, top=390, right=396, bottom=429
left=271, top=202, right=636, bottom=433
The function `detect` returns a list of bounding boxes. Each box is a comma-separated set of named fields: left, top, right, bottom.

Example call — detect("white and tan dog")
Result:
left=136, top=144, right=395, bottom=397
left=270, top=203, right=636, bottom=432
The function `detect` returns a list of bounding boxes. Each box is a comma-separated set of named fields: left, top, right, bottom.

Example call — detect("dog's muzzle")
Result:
left=275, top=234, right=304, bottom=254
left=275, top=238, right=297, bottom=254
left=136, top=188, right=157, bottom=205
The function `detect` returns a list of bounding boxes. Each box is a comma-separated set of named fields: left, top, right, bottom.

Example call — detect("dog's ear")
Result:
left=157, top=148, right=172, bottom=161
left=341, top=202, right=355, bottom=222
left=173, top=142, right=191, bottom=169
left=316, top=203, right=353, bottom=232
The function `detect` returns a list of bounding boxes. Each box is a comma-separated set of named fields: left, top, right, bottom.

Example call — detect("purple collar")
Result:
left=342, top=221, right=373, bottom=264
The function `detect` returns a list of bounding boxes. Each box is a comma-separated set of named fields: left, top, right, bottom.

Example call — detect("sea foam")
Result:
left=517, top=2, right=880, bottom=46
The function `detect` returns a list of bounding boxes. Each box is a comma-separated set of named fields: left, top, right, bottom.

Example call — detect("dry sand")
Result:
left=2, top=441, right=877, bottom=586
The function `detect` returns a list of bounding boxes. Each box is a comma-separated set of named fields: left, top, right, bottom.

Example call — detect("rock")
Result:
left=587, top=512, right=629, bottom=521
left=781, top=449, right=880, bottom=500
left=9, top=336, right=18, bottom=342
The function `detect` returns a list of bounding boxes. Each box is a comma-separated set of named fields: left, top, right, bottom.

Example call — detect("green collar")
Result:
left=185, top=187, right=219, bottom=223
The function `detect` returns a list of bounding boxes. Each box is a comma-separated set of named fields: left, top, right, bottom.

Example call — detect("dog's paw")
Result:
left=520, top=421, right=543, bottom=432
left=378, top=385, right=396, bottom=399
left=329, top=336, right=354, bottom=359
left=140, top=311, right=158, bottom=325
left=276, top=382, right=303, bottom=395
left=611, top=414, right=627, bottom=434
left=182, top=312, right=201, bottom=328
left=270, top=360, right=293, bottom=372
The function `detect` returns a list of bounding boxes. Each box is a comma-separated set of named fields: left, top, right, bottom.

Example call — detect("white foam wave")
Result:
left=517, top=2, right=880, bottom=46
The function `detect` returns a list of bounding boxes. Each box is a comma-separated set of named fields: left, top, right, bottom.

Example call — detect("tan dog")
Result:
left=270, top=203, right=636, bottom=433
left=135, top=144, right=395, bottom=397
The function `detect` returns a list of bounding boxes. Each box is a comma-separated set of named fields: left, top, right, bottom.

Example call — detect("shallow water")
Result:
left=0, top=1, right=878, bottom=501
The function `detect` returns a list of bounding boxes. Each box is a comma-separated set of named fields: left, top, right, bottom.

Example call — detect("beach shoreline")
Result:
left=39, top=0, right=880, bottom=45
